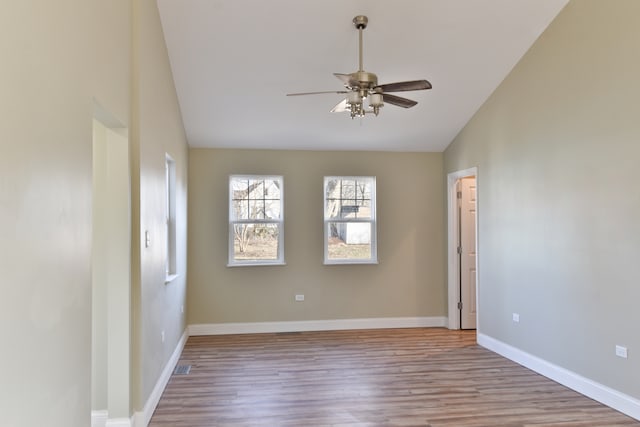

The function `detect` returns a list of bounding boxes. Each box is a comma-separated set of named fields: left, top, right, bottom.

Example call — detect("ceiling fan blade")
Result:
left=376, top=79, right=432, bottom=93
left=334, top=73, right=352, bottom=84
left=334, top=73, right=361, bottom=87
left=383, top=93, right=418, bottom=108
left=330, top=99, right=348, bottom=113
left=287, top=90, right=348, bottom=96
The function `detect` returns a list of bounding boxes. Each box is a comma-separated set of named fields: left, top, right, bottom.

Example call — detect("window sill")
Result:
left=165, top=274, right=180, bottom=284
left=227, top=262, right=287, bottom=268
left=324, top=259, right=379, bottom=266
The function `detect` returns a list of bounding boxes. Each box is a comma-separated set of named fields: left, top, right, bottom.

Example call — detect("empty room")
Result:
left=1, top=1, right=639, bottom=427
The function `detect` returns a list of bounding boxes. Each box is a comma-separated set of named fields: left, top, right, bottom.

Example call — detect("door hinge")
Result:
left=457, top=246, right=462, bottom=254
left=457, top=301, right=463, bottom=310
left=457, top=191, right=462, bottom=199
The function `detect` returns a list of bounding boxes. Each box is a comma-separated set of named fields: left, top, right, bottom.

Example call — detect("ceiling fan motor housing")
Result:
left=349, top=71, right=378, bottom=90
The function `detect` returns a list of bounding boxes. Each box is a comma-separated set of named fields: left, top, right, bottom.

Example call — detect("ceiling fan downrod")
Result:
left=348, top=15, right=378, bottom=119
left=353, top=15, right=368, bottom=72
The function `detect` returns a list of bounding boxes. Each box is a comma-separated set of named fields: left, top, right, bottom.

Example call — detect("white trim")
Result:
left=228, top=175, right=285, bottom=267
left=92, top=410, right=108, bottom=427
left=188, top=316, right=446, bottom=336
left=226, top=261, right=286, bottom=268
left=164, top=273, right=179, bottom=284
left=165, top=154, right=177, bottom=277
left=322, top=259, right=379, bottom=266
left=446, top=167, right=478, bottom=331
left=323, top=176, right=377, bottom=265
left=133, top=329, right=188, bottom=427
left=478, top=333, right=640, bottom=421
left=105, top=418, right=133, bottom=427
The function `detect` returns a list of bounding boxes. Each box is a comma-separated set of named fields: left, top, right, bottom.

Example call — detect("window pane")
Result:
left=231, top=177, right=283, bottom=221
left=229, top=175, right=284, bottom=266
left=325, top=177, right=373, bottom=219
left=263, top=179, right=281, bottom=199
left=326, top=221, right=371, bottom=260
left=261, top=179, right=281, bottom=219
left=341, top=179, right=356, bottom=199
left=231, top=179, right=248, bottom=194
left=325, top=198, right=341, bottom=219
left=232, top=199, right=248, bottom=220
left=264, top=198, right=280, bottom=219
left=251, top=199, right=265, bottom=219
left=233, top=223, right=280, bottom=261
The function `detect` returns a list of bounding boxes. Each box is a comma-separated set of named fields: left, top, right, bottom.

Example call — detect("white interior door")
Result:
left=459, top=177, right=477, bottom=329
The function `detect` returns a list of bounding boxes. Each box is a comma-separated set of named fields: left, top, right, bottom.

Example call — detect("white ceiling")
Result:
left=157, top=0, right=568, bottom=152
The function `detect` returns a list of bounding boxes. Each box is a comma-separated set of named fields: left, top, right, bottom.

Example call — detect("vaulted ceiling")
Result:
left=157, top=0, right=568, bottom=152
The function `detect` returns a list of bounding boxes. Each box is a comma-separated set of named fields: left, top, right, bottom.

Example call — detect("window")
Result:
left=229, top=175, right=284, bottom=266
left=165, top=154, right=177, bottom=281
left=324, top=176, right=377, bottom=264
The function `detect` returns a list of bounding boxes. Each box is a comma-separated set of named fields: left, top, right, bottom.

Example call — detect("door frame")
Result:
left=92, top=101, right=132, bottom=422
left=447, top=167, right=478, bottom=330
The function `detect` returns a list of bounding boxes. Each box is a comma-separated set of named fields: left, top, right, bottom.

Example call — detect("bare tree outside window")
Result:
left=229, top=176, right=284, bottom=265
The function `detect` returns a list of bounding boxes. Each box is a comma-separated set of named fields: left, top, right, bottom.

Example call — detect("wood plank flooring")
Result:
left=149, top=328, right=639, bottom=426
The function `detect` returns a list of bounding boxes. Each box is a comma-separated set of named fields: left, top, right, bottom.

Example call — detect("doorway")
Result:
left=91, top=103, right=132, bottom=424
left=447, top=167, right=478, bottom=330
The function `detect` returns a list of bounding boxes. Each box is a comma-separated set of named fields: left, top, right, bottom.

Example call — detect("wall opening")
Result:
left=447, top=167, right=478, bottom=331
left=91, top=102, right=132, bottom=422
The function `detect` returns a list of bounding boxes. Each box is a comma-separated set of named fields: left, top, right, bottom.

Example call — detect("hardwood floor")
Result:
left=149, top=328, right=639, bottom=426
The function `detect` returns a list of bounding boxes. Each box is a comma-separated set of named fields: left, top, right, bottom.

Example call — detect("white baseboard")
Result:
left=92, top=411, right=133, bottom=427
left=478, top=333, right=640, bottom=421
left=188, top=316, right=447, bottom=336
left=105, top=418, right=134, bottom=427
left=133, top=329, right=188, bottom=427
left=91, top=410, right=108, bottom=427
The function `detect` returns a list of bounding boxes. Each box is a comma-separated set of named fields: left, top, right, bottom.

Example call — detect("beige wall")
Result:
left=132, top=0, right=190, bottom=414
left=444, top=0, right=640, bottom=398
left=0, top=1, right=188, bottom=425
left=0, top=1, right=130, bottom=426
left=188, top=149, right=445, bottom=324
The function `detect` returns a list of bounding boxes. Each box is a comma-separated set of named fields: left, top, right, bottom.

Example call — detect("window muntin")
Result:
left=229, top=175, right=284, bottom=266
left=324, top=176, right=377, bottom=264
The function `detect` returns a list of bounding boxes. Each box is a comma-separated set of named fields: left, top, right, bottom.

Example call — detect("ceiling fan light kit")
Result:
left=287, top=15, right=432, bottom=119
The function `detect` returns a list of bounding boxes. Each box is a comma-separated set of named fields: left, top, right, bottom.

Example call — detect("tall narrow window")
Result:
left=229, top=175, right=284, bottom=266
left=165, top=154, right=177, bottom=280
left=324, top=176, right=377, bottom=264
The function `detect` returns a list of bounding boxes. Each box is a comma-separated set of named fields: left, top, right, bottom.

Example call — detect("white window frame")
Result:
left=165, top=154, right=178, bottom=282
left=228, top=175, right=285, bottom=267
left=323, top=176, right=377, bottom=265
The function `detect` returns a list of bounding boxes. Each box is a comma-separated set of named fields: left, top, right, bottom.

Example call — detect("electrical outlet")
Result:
left=295, top=294, right=305, bottom=302
left=181, top=305, right=184, bottom=314
left=161, top=330, right=165, bottom=343
left=512, top=313, right=520, bottom=323
left=615, top=345, right=628, bottom=359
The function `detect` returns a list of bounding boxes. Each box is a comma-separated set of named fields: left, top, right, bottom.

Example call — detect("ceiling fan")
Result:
left=287, top=15, right=432, bottom=119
